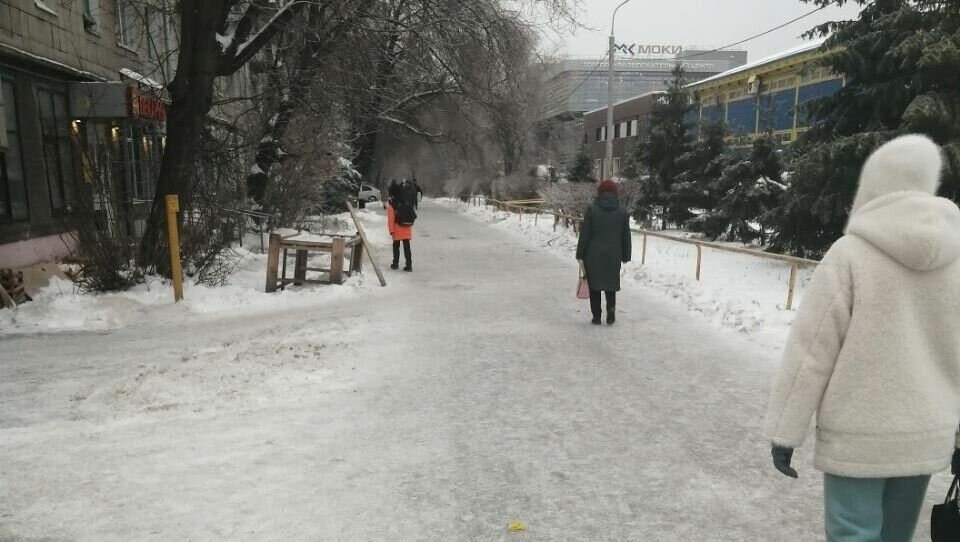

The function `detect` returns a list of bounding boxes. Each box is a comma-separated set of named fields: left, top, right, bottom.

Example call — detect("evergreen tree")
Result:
left=717, top=135, right=786, bottom=244
left=637, top=64, right=694, bottom=227
left=769, top=0, right=960, bottom=255
left=673, top=122, right=728, bottom=230
left=567, top=144, right=596, bottom=183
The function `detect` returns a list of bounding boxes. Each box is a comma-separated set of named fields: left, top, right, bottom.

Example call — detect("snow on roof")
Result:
left=120, top=68, right=163, bottom=90
left=685, top=38, right=828, bottom=90
left=0, top=43, right=107, bottom=81
left=583, top=90, right=667, bottom=116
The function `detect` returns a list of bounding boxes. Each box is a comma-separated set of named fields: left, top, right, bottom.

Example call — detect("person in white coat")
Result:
left=764, top=134, right=960, bottom=542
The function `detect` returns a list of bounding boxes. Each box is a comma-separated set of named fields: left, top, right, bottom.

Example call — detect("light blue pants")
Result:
left=824, top=474, right=931, bottom=542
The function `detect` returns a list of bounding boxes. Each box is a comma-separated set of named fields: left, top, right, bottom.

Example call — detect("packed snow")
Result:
left=0, top=202, right=950, bottom=540
left=0, top=207, right=389, bottom=336
left=440, top=198, right=816, bottom=352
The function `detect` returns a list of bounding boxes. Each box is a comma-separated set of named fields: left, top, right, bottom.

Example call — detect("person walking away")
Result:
left=413, top=178, right=423, bottom=209
left=764, top=135, right=960, bottom=542
left=575, top=180, right=631, bottom=325
left=400, top=179, right=418, bottom=210
left=387, top=182, right=416, bottom=271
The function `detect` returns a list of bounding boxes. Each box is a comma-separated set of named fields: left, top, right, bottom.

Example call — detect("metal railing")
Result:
left=467, top=196, right=820, bottom=310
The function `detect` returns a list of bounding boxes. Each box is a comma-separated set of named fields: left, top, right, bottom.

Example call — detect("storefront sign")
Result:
left=128, top=86, right=166, bottom=122
left=615, top=44, right=683, bottom=56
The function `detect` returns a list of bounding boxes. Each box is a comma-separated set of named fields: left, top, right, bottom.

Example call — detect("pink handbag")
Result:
left=577, top=260, right=589, bottom=299
left=577, top=276, right=590, bottom=300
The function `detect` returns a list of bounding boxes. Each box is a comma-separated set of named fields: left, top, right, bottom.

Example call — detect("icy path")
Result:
left=0, top=203, right=946, bottom=541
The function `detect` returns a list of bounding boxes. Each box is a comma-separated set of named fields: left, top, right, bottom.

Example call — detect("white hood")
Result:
left=847, top=192, right=960, bottom=271
left=846, top=134, right=960, bottom=271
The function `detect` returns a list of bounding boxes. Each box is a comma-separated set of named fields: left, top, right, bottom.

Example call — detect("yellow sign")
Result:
left=508, top=521, right=526, bottom=533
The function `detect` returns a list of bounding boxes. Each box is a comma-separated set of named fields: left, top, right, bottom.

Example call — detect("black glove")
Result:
left=952, top=448, right=960, bottom=476
left=772, top=445, right=799, bottom=478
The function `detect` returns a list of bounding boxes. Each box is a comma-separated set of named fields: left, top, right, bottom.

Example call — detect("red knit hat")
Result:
left=598, top=179, right=618, bottom=194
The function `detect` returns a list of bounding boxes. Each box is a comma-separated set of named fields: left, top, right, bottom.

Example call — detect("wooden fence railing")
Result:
left=466, top=196, right=819, bottom=310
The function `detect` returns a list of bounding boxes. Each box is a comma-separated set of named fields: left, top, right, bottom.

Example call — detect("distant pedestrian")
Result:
left=388, top=181, right=416, bottom=272
left=399, top=178, right=417, bottom=210
left=412, top=178, right=423, bottom=209
left=764, top=135, right=960, bottom=542
left=575, top=180, right=631, bottom=325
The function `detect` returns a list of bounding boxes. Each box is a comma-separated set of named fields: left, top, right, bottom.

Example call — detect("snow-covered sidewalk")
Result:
left=440, top=198, right=816, bottom=352
left=0, top=202, right=948, bottom=540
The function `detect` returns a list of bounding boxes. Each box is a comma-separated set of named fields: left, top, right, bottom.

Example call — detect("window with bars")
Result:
left=36, top=87, right=76, bottom=215
left=121, top=123, right=162, bottom=201
left=1, top=78, right=29, bottom=222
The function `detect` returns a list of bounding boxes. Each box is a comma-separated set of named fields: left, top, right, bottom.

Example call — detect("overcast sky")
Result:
left=542, top=0, right=863, bottom=62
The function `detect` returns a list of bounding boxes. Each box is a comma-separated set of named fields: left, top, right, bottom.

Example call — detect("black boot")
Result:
left=591, top=315, right=602, bottom=325
left=607, top=311, right=616, bottom=325
left=390, top=262, right=399, bottom=270
left=403, top=263, right=412, bottom=272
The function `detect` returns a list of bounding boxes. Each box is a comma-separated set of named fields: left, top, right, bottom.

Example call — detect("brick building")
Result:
left=581, top=91, right=664, bottom=180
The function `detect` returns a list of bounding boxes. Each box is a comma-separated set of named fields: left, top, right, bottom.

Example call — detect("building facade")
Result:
left=0, top=0, right=252, bottom=268
left=686, top=38, right=844, bottom=147
left=581, top=91, right=664, bottom=180
left=538, top=49, right=746, bottom=173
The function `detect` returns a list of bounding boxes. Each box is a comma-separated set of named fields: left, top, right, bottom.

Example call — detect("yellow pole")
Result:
left=695, top=243, right=703, bottom=281
left=786, top=263, right=799, bottom=310
left=165, top=195, right=184, bottom=302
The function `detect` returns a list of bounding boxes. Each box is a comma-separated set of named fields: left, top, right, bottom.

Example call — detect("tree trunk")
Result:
left=139, top=0, right=228, bottom=271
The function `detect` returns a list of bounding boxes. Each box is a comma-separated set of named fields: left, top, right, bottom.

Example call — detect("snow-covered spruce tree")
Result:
left=768, top=0, right=960, bottom=256
left=635, top=64, right=694, bottom=227
left=673, top=122, right=728, bottom=234
left=567, top=144, right=596, bottom=183
left=716, top=135, right=786, bottom=245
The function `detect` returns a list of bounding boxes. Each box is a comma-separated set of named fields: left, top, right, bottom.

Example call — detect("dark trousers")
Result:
left=589, top=290, right=616, bottom=317
left=392, top=240, right=412, bottom=265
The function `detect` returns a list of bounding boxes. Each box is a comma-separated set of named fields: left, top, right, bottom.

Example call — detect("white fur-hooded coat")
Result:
left=764, top=135, right=960, bottom=478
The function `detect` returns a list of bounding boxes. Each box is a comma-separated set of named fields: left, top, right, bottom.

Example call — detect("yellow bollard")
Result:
left=165, top=195, right=184, bottom=302
left=786, top=262, right=799, bottom=310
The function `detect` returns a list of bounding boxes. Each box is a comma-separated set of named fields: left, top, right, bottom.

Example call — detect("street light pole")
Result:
left=606, top=0, right=635, bottom=181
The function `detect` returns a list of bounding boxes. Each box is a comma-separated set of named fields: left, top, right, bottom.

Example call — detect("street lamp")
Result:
left=606, top=0, right=635, bottom=181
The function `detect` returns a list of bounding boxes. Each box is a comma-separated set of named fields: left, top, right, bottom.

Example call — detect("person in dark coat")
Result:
left=412, top=178, right=423, bottom=209
left=576, top=180, right=632, bottom=325
left=399, top=179, right=417, bottom=209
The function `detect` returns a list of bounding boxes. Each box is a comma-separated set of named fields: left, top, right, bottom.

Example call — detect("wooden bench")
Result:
left=264, top=234, right=364, bottom=292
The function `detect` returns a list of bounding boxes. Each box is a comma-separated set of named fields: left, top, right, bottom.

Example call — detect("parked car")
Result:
left=358, top=184, right=380, bottom=202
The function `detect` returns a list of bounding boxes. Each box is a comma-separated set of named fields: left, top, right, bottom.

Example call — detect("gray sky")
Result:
left=544, top=0, right=863, bottom=62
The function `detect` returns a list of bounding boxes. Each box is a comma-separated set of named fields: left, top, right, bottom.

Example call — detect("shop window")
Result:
left=122, top=124, right=162, bottom=201
left=37, top=87, right=76, bottom=215
left=0, top=79, right=29, bottom=222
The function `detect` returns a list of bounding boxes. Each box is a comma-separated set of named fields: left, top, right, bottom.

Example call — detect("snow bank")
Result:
left=440, top=199, right=816, bottom=351
left=0, top=208, right=392, bottom=336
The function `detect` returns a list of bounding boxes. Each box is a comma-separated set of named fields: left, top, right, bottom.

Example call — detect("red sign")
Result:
left=127, top=86, right=166, bottom=122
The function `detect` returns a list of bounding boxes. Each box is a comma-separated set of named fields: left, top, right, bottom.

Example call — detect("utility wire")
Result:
left=680, top=5, right=828, bottom=60
left=558, top=3, right=831, bottom=105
